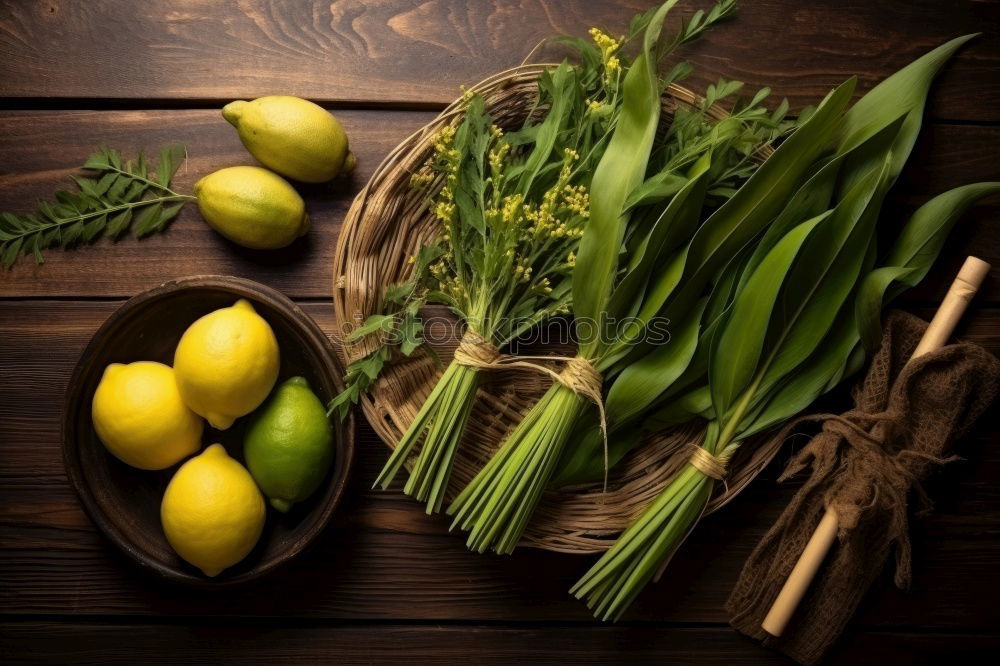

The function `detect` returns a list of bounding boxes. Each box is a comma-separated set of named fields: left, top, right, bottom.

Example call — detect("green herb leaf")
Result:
left=0, top=144, right=194, bottom=268
left=838, top=34, right=978, bottom=181
left=856, top=181, right=1000, bottom=351
left=709, top=213, right=828, bottom=418
left=346, top=313, right=396, bottom=341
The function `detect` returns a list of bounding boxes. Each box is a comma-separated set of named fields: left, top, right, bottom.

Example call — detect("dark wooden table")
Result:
left=2, top=1, right=998, bottom=663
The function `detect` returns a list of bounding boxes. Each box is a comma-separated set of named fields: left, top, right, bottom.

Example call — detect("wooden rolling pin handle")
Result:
left=760, top=256, right=991, bottom=638
left=761, top=509, right=840, bottom=637
left=912, top=256, right=991, bottom=358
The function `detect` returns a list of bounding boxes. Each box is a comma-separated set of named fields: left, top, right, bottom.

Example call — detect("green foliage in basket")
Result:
left=333, top=0, right=788, bottom=516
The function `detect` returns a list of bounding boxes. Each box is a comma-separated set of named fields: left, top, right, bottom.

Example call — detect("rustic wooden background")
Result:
left=1, top=1, right=998, bottom=663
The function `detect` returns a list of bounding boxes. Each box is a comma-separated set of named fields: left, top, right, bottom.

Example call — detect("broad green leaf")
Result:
left=516, top=63, right=577, bottom=196
left=157, top=143, right=187, bottom=186
left=739, top=303, right=860, bottom=438
left=883, top=182, right=1000, bottom=300
left=1, top=237, right=22, bottom=267
left=105, top=175, right=129, bottom=203
left=606, top=297, right=708, bottom=424
left=82, top=214, right=105, bottom=241
left=82, top=150, right=110, bottom=170
left=623, top=172, right=688, bottom=210
left=384, top=281, right=415, bottom=305
left=838, top=34, right=977, bottom=181
left=552, top=417, right=643, bottom=486
left=159, top=201, right=186, bottom=227
left=132, top=202, right=163, bottom=238
left=643, top=385, right=713, bottom=432
left=856, top=181, right=1000, bottom=349
left=573, top=0, right=676, bottom=359
left=347, top=313, right=395, bottom=340
left=755, top=150, right=894, bottom=393
left=855, top=265, right=916, bottom=353
left=105, top=209, right=133, bottom=238
left=648, top=79, right=856, bottom=343
left=709, top=213, right=828, bottom=419
left=608, top=154, right=710, bottom=325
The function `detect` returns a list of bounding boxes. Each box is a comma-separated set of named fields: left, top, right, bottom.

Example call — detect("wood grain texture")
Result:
left=1, top=1, right=998, bottom=121
left=1, top=111, right=998, bottom=300
left=2, top=622, right=998, bottom=664
left=0, top=108, right=433, bottom=297
left=1, top=1, right=999, bottom=661
left=2, top=301, right=997, bottom=627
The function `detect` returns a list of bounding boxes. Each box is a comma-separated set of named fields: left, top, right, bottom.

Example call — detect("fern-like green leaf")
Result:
left=0, top=143, right=195, bottom=268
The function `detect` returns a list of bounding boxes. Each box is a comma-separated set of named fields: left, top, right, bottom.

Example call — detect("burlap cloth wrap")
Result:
left=727, top=310, right=1000, bottom=664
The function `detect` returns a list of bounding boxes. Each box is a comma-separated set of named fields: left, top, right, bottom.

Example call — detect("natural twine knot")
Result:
left=555, top=355, right=609, bottom=492
left=687, top=442, right=732, bottom=481
left=442, top=331, right=613, bottom=492
left=453, top=330, right=501, bottom=367
left=557, top=355, right=603, bottom=398
left=776, top=410, right=958, bottom=588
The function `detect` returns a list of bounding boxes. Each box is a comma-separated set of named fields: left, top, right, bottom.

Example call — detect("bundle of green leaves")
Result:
left=571, top=34, right=1000, bottom=621
left=447, top=0, right=791, bottom=553
left=334, top=0, right=787, bottom=515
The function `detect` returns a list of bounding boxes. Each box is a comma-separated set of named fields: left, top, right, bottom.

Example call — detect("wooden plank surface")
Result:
left=2, top=622, right=998, bottom=665
left=1, top=0, right=998, bottom=122
left=1, top=111, right=998, bottom=301
left=1, top=301, right=997, bottom=628
left=1, top=0, right=999, bottom=662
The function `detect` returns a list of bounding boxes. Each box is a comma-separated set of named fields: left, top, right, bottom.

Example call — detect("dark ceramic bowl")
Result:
left=62, top=275, right=354, bottom=586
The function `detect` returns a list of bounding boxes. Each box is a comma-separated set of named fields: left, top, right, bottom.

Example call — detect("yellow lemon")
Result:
left=91, top=361, right=203, bottom=470
left=173, top=299, right=280, bottom=430
left=222, top=96, right=355, bottom=183
left=194, top=166, right=309, bottom=249
left=161, top=443, right=265, bottom=577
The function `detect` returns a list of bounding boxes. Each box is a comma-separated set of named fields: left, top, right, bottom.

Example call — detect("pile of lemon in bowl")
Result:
left=91, top=299, right=334, bottom=577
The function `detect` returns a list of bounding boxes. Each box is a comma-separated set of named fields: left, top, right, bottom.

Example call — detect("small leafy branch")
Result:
left=328, top=245, right=442, bottom=420
left=0, top=144, right=194, bottom=268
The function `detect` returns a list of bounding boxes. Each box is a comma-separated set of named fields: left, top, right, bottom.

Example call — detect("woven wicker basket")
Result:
left=332, top=64, right=783, bottom=554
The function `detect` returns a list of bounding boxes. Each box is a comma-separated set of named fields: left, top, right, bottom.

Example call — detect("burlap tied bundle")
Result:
left=727, top=310, right=1000, bottom=664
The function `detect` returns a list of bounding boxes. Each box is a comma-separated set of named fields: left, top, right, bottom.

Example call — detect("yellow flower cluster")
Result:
left=432, top=125, right=457, bottom=156
left=589, top=27, right=622, bottom=82
left=459, top=84, right=475, bottom=105
left=501, top=193, right=524, bottom=224
left=513, top=148, right=588, bottom=241
left=562, top=184, right=590, bottom=218
left=513, top=263, right=534, bottom=282
left=410, top=169, right=434, bottom=188
left=428, top=125, right=461, bottom=225
left=433, top=200, right=456, bottom=223
left=566, top=251, right=576, bottom=268
left=489, top=140, right=511, bottom=171
left=589, top=27, right=621, bottom=58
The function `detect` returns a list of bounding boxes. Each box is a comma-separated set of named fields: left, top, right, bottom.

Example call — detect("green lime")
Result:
left=244, top=376, right=334, bottom=512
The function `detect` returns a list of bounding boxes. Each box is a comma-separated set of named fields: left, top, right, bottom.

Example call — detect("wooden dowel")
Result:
left=760, top=256, right=991, bottom=638
left=912, top=257, right=991, bottom=358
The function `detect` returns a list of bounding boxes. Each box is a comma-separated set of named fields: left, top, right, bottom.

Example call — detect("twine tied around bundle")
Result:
left=687, top=442, right=733, bottom=481
left=451, top=328, right=609, bottom=489
left=453, top=330, right=502, bottom=366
